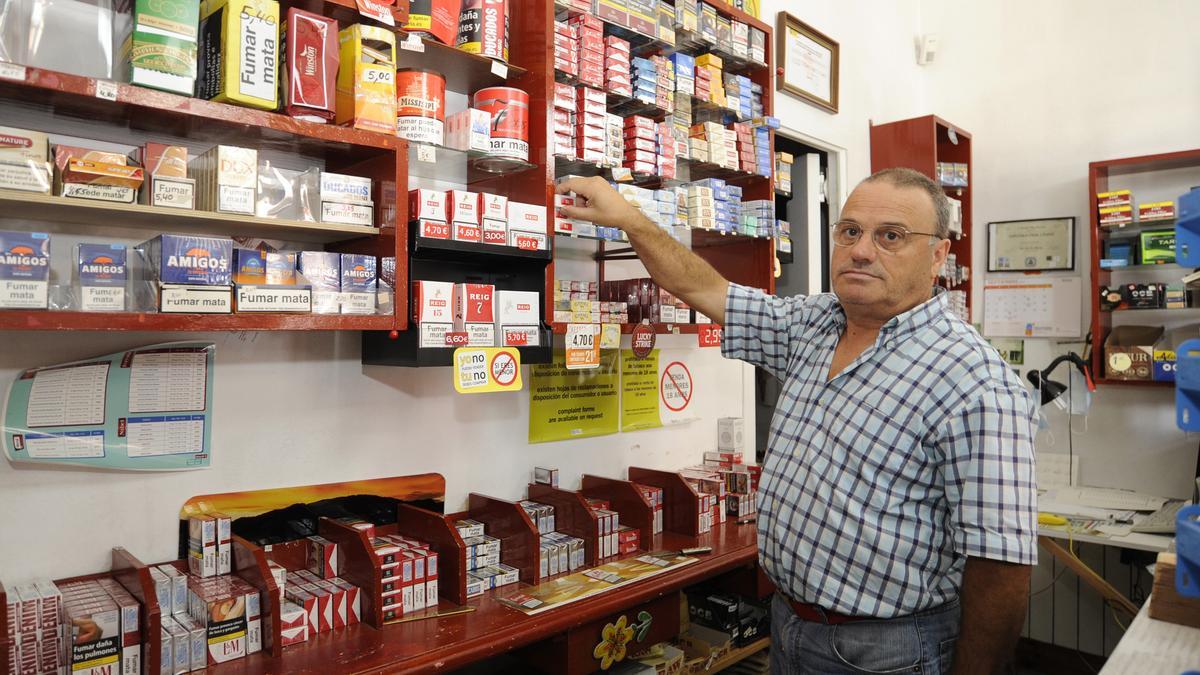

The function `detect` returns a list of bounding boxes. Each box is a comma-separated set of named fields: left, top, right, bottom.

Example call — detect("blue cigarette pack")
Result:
left=0, top=231, right=50, bottom=280
left=233, top=248, right=266, bottom=285
left=139, top=234, right=233, bottom=285
left=297, top=251, right=339, bottom=291
left=339, top=254, right=376, bottom=292
left=77, top=243, right=127, bottom=286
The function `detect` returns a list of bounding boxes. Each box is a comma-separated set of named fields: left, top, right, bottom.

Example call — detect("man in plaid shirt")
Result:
left=559, top=168, right=1037, bottom=674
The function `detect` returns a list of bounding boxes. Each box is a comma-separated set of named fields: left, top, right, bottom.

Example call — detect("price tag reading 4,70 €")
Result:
left=565, top=323, right=600, bottom=370
left=453, top=347, right=523, bottom=394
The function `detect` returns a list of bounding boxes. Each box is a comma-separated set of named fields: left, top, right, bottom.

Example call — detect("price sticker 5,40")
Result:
left=453, top=347, right=523, bottom=394
left=565, top=324, right=600, bottom=370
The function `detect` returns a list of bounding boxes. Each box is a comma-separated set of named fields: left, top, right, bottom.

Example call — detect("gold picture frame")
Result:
left=777, top=12, right=840, bottom=114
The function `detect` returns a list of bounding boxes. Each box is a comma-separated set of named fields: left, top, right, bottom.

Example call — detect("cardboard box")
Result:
left=190, top=145, right=258, bottom=214
left=139, top=234, right=234, bottom=286
left=1140, top=228, right=1176, bottom=264
left=1104, top=325, right=1163, bottom=381
left=336, top=25, right=397, bottom=134
left=446, top=108, right=492, bottom=153
left=414, top=280, right=454, bottom=323
left=196, top=0, right=281, bottom=110
left=283, top=9, right=339, bottom=122
left=410, top=189, right=447, bottom=222
left=117, top=0, right=200, bottom=95
left=1139, top=201, right=1176, bottom=222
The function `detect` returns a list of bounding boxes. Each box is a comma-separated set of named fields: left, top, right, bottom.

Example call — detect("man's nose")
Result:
left=849, top=231, right=877, bottom=262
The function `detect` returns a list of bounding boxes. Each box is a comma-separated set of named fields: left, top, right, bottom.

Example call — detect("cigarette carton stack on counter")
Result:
left=680, top=468, right=727, bottom=530
left=520, top=501, right=557, bottom=535
left=600, top=278, right=697, bottom=324
left=616, top=525, right=640, bottom=556
left=569, top=13, right=604, bottom=88
left=552, top=83, right=576, bottom=160
left=634, top=484, right=665, bottom=535
left=185, top=575, right=262, bottom=666
left=56, top=577, right=141, bottom=675
left=356, top=533, right=439, bottom=621
left=0, top=126, right=52, bottom=194
left=584, top=498, right=623, bottom=560
left=187, top=513, right=232, bottom=578
left=5, top=580, right=63, bottom=675
left=1097, top=190, right=1134, bottom=228
left=414, top=281, right=539, bottom=348
left=695, top=53, right=726, bottom=109
left=283, top=569, right=362, bottom=639
left=552, top=279, right=629, bottom=325
left=605, top=36, right=632, bottom=97
left=455, top=519, right=517, bottom=598
left=553, top=19, right=578, bottom=79
left=520, top=500, right=587, bottom=577
left=731, top=122, right=756, bottom=174
left=149, top=563, right=206, bottom=673
left=776, top=152, right=794, bottom=193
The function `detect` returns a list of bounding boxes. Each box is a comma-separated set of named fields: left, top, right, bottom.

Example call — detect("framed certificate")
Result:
left=987, top=217, right=1076, bottom=272
left=777, top=13, right=839, bottom=114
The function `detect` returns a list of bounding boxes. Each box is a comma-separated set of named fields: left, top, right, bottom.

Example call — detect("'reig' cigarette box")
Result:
left=454, top=283, right=495, bottom=346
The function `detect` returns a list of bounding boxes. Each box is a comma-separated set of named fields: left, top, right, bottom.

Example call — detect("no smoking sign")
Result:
left=660, top=361, right=693, bottom=412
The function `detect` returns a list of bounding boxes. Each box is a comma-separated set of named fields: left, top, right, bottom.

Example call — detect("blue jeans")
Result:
left=769, top=594, right=961, bottom=674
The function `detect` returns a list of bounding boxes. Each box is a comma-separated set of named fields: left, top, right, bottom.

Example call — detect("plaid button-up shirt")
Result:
left=724, top=283, right=1037, bottom=618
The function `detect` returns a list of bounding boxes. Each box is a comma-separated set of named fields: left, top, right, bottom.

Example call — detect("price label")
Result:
left=94, top=80, right=118, bottom=101
left=490, top=60, right=508, bottom=79
left=612, top=167, right=633, bottom=182
left=698, top=324, right=723, bottom=348
left=599, top=323, right=621, bottom=349
left=364, top=68, right=394, bottom=85
left=565, top=323, right=600, bottom=370
left=416, top=144, right=436, bottom=163
left=453, top=347, right=523, bottom=394
left=355, top=0, right=395, bottom=26
left=401, top=33, right=425, bottom=52
left=0, top=62, right=26, bottom=81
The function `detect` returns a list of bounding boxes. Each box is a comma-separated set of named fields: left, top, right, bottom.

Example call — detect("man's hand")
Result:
left=555, top=176, right=730, bottom=322
left=951, top=557, right=1031, bottom=675
left=556, top=176, right=650, bottom=233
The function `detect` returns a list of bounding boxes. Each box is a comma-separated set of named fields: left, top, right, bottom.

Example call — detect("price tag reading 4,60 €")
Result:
left=565, top=323, right=600, bottom=370
left=454, top=347, right=523, bottom=394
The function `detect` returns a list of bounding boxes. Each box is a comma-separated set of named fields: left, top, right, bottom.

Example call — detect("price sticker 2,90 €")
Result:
left=453, top=347, right=523, bottom=394
left=565, top=323, right=600, bottom=370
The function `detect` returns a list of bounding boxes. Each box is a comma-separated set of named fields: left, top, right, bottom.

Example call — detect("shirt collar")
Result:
left=829, top=287, right=948, bottom=338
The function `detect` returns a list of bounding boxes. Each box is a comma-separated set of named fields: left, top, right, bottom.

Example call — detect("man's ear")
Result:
left=930, top=238, right=951, bottom=278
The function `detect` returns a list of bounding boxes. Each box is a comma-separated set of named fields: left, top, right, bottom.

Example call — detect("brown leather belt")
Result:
left=787, top=597, right=870, bottom=624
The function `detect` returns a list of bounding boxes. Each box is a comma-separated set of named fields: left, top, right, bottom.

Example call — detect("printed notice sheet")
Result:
left=2, top=342, right=215, bottom=470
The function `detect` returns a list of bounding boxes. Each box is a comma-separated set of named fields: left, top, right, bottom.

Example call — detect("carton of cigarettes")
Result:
left=139, top=234, right=234, bottom=287
left=188, top=515, right=218, bottom=578
left=190, top=145, right=258, bottom=215
left=213, top=512, right=233, bottom=575
left=534, top=466, right=559, bottom=487
left=174, top=614, right=207, bottom=672
left=307, top=536, right=340, bottom=578
left=196, top=0, right=281, bottom=110
left=446, top=108, right=492, bottom=153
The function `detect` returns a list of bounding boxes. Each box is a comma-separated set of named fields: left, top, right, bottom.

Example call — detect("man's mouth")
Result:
left=839, top=269, right=880, bottom=280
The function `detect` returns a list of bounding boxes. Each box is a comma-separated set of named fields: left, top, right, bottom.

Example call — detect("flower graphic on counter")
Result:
left=592, top=611, right=653, bottom=670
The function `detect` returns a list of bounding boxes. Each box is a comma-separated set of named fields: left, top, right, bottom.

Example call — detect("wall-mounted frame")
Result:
left=776, top=12, right=839, bottom=114
left=987, top=217, right=1077, bottom=272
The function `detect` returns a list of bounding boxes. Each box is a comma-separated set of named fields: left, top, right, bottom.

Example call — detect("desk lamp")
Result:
left=1026, top=353, right=1095, bottom=411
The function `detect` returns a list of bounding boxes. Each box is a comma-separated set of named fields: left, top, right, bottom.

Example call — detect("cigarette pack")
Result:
left=533, top=466, right=559, bottom=487
left=336, top=24, right=397, bottom=134
left=340, top=254, right=377, bottom=314
left=116, top=0, right=201, bottom=95
left=213, top=512, right=233, bottom=575
left=234, top=248, right=267, bottom=285
left=409, top=188, right=448, bottom=222
left=156, top=565, right=189, bottom=616
left=297, top=250, right=339, bottom=313
left=139, top=234, right=234, bottom=286
left=188, top=515, right=219, bottom=578
left=190, top=145, right=258, bottom=214
left=283, top=9, right=339, bottom=122
left=279, top=602, right=308, bottom=645
left=196, top=0, right=280, bottom=110
left=413, top=279, right=454, bottom=323
left=330, top=579, right=361, bottom=624
left=307, top=536, right=340, bottom=578
left=66, top=598, right=122, bottom=675
left=76, top=243, right=127, bottom=311
left=447, top=190, right=480, bottom=224
left=446, top=108, right=492, bottom=153
left=174, top=614, right=207, bottom=672
left=507, top=201, right=548, bottom=233
left=496, top=290, right=540, bottom=324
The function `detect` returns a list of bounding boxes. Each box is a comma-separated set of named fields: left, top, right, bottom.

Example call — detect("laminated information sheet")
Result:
left=498, top=553, right=697, bottom=615
left=2, top=342, right=215, bottom=469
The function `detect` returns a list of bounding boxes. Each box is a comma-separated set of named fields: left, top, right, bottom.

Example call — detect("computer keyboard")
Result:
left=1131, top=500, right=1190, bottom=534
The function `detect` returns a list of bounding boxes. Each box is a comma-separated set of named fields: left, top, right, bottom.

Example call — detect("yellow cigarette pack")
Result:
left=336, top=25, right=396, bottom=134
left=196, top=0, right=280, bottom=110
left=696, top=53, right=723, bottom=69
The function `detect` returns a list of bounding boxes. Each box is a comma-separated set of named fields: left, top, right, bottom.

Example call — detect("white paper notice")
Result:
left=126, top=415, right=204, bottom=457
left=128, top=351, right=208, bottom=413
left=26, top=363, right=110, bottom=428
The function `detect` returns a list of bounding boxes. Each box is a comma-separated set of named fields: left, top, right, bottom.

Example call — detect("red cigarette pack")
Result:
left=284, top=9, right=339, bottom=122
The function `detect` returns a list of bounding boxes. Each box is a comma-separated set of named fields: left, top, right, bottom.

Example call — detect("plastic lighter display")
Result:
left=3, top=342, right=215, bottom=469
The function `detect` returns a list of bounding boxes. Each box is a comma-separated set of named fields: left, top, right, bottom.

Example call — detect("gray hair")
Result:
left=861, top=167, right=951, bottom=239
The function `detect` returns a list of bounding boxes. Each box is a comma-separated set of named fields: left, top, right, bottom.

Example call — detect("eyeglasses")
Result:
left=831, top=222, right=942, bottom=253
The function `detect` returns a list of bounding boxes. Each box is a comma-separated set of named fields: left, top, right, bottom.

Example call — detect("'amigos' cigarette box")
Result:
left=0, top=230, right=50, bottom=309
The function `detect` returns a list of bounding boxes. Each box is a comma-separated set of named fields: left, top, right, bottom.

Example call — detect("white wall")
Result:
left=0, top=331, right=752, bottom=580
left=919, top=0, right=1200, bottom=498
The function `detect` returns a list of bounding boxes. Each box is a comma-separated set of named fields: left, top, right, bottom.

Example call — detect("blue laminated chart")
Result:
left=2, top=342, right=215, bottom=470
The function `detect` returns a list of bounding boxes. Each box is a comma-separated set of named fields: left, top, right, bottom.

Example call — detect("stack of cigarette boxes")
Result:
left=57, top=577, right=141, bottom=675
left=188, top=513, right=232, bottom=579
left=616, top=525, right=640, bottom=556
left=585, top=498, right=621, bottom=560
left=54, top=144, right=145, bottom=204
left=186, top=575, right=261, bottom=665
left=936, top=162, right=969, bottom=188
left=552, top=279, right=629, bottom=324
left=519, top=501, right=556, bottom=535
left=455, top=519, right=517, bottom=598
left=1098, top=190, right=1134, bottom=227
left=0, top=126, right=52, bottom=194
left=159, top=608, right=206, bottom=673
left=740, top=200, right=774, bottom=238
left=601, top=278, right=692, bottom=324
left=623, top=115, right=657, bottom=175
left=413, top=279, right=454, bottom=347
left=605, top=112, right=625, bottom=169
left=296, top=251, right=339, bottom=313
left=631, top=56, right=657, bottom=106
left=5, top=580, right=63, bottom=675
left=634, top=484, right=664, bottom=535
left=570, top=14, right=604, bottom=88
left=576, top=85, right=608, bottom=165
left=775, top=151, right=794, bottom=193
left=654, top=55, right=675, bottom=112
left=539, top=532, right=586, bottom=577
left=552, top=82, right=576, bottom=159
left=415, top=281, right=537, bottom=348
left=190, top=145, right=256, bottom=214
left=671, top=53, right=696, bottom=97
left=284, top=568, right=362, bottom=637
left=605, top=36, right=631, bottom=97
left=553, top=19, right=577, bottom=79
left=657, top=120, right=678, bottom=180
left=370, top=534, right=439, bottom=620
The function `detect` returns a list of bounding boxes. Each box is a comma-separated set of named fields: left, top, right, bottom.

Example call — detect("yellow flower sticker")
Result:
left=593, top=615, right=636, bottom=670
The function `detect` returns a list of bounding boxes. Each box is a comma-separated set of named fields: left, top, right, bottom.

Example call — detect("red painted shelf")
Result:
left=549, top=322, right=703, bottom=335
left=1094, top=378, right=1172, bottom=388
left=0, top=311, right=395, bottom=331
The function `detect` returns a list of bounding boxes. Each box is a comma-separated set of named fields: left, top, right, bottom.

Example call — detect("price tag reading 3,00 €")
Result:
left=454, top=347, right=523, bottom=394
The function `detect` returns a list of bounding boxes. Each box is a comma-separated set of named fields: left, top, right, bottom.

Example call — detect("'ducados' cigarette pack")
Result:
left=196, top=0, right=280, bottom=110
left=116, top=0, right=201, bottom=95
left=336, top=25, right=396, bottom=133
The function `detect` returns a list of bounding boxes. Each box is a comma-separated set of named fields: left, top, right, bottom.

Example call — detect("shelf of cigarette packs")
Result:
left=454, top=494, right=543, bottom=597
left=408, top=142, right=538, bottom=187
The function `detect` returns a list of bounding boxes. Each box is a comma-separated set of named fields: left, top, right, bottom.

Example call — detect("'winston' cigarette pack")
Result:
left=283, top=9, right=339, bottom=122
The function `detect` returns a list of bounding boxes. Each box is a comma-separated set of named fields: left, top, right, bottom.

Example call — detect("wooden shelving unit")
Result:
left=1088, top=149, right=1200, bottom=386
left=869, top=115, right=974, bottom=318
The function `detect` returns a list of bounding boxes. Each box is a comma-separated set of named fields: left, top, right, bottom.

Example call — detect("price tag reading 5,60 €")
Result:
left=565, top=323, right=600, bottom=370
left=454, top=347, right=523, bottom=394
